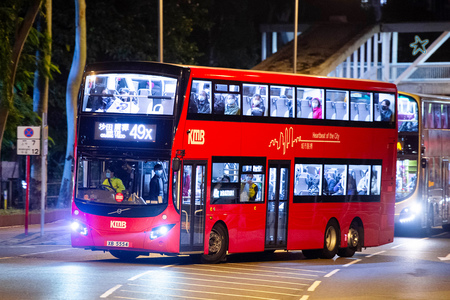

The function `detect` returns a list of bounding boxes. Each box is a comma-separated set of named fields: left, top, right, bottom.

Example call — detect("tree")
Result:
left=31, top=0, right=53, bottom=209
left=57, top=0, right=86, bottom=207
left=0, top=0, right=43, bottom=156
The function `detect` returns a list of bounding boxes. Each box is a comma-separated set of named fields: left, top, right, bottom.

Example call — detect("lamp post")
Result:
left=293, top=0, right=298, bottom=73
left=158, top=0, right=163, bottom=63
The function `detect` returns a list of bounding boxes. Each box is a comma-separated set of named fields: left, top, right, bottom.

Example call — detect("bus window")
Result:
left=83, top=73, right=176, bottom=115
left=213, top=83, right=241, bottom=115
left=211, top=162, right=239, bottom=204
left=323, top=164, right=347, bottom=195
left=374, top=93, right=395, bottom=122
left=356, top=165, right=371, bottom=195
left=326, top=90, right=348, bottom=120
left=442, top=105, right=448, bottom=129
left=350, top=91, right=372, bottom=122
left=270, top=86, right=294, bottom=118
left=189, top=80, right=212, bottom=114
left=243, top=84, right=268, bottom=117
left=240, top=164, right=264, bottom=202
left=371, top=165, right=382, bottom=195
left=76, top=158, right=169, bottom=205
left=433, top=103, right=441, bottom=129
left=294, top=164, right=322, bottom=196
left=296, top=88, right=324, bottom=120
left=398, top=94, right=419, bottom=132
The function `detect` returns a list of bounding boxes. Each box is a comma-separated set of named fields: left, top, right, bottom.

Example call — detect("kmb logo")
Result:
left=188, top=129, right=205, bottom=145
left=110, top=221, right=126, bottom=229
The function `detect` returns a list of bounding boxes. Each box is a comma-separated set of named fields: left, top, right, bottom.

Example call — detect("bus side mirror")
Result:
left=172, top=157, right=181, bottom=172
left=421, top=158, right=427, bottom=169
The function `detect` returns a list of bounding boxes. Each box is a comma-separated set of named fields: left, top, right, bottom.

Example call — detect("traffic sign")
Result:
left=17, top=126, right=41, bottom=156
left=17, top=139, right=40, bottom=155
left=17, top=126, right=41, bottom=139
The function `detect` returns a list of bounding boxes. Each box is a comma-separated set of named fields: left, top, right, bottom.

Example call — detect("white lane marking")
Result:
left=19, top=248, right=72, bottom=257
left=324, top=269, right=340, bottom=277
left=195, top=263, right=319, bottom=277
left=365, top=251, right=386, bottom=258
left=438, top=254, right=450, bottom=261
left=100, top=284, right=122, bottom=298
left=343, top=259, right=361, bottom=267
left=146, top=269, right=309, bottom=286
left=299, top=296, right=309, bottom=300
left=230, top=263, right=326, bottom=273
left=128, top=264, right=174, bottom=281
left=130, top=282, right=302, bottom=297
left=138, top=275, right=304, bottom=291
left=391, top=244, right=404, bottom=249
left=122, top=287, right=280, bottom=300
left=173, top=265, right=315, bottom=281
left=307, top=281, right=321, bottom=292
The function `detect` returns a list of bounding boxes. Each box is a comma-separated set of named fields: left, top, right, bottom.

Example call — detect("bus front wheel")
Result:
left=201, top=224, right=228, bottom=264
left=320, top=220, right=340, bottom=259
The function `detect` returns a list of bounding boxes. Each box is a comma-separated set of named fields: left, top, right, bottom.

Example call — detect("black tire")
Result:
left=320, top=220, right=340, bottom=259
left=110, top=250, right=140, bottom=260
left=302, top=249, right=321, bottom=259
left=201, top=224, right=228, bottom=264
left=338, top=221, right=360, bottom=257
left=443, top=223, right=450, bottom=232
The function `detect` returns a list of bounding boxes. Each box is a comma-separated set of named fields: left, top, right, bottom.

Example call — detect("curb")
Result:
left=0, top=209, right=70, bottom=227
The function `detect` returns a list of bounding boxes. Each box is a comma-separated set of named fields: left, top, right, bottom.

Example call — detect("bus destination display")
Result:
left=94, top=122, right=156, bottom=142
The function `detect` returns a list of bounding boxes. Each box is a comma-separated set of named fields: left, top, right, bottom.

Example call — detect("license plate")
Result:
left=106, top=241, right=130, bottom=247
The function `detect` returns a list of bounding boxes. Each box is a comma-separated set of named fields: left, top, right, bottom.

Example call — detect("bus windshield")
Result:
left=82, top=73, right=177, bottom=115
left=76, top=158, right=169, bottom=205
left=396, top=159, right=417, bottom=202
left=398, top=94, right=418, bottom=132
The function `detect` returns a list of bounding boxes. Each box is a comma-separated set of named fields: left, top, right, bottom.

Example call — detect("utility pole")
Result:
left=293, top=0, right=298, bottom=73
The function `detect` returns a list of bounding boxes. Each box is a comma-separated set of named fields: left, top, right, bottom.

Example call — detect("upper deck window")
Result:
left=270, top=85, right=294, bottom=118
left=398, top=94, right=418, bottom=132
left=296, top=88, right=324, bottom=119
left=243, top=83, right=268, bottom=116
left=374, top=93, right=395, bottom=123
left=82, top=73, right=177, bottom=115
left=350, top=91, right=372, bottom=122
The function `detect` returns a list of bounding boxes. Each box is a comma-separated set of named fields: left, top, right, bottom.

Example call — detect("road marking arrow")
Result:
left=438, top=254, right=450, bottom=261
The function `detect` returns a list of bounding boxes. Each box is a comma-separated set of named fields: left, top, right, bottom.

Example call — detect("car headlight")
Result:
left=150, top=224, right=175, bottom=240
left=71, top=221, right=88, bottom=236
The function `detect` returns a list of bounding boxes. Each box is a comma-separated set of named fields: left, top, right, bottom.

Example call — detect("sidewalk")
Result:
left=0, top=219, right=71, bottom=246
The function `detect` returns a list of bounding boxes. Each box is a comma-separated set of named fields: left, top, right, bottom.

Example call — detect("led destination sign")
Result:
left=94, top=122, right=156, bottom=142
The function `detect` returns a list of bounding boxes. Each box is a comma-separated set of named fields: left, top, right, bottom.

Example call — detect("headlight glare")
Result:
left=150, top=224, right=175, bottom=240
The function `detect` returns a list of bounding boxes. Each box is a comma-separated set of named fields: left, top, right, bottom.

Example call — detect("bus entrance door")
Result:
left=180, top=161, right=206, bottom=252
left=265, top=161, right=290, bottom=249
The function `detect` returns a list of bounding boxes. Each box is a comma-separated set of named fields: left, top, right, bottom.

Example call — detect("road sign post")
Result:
left=17, top=126, right=41, bottom=235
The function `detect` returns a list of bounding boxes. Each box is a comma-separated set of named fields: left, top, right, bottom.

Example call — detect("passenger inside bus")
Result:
left=379, top=99, right=393, bottom=122
left=225, top=94, right=240, bottom=115
left=149, top=163, right=164, bottom=203
left=240, top=174, right=259, bottom=202
left=312, top=98, right=322, bottom=119
left=251, top=94, right=265, bottom=116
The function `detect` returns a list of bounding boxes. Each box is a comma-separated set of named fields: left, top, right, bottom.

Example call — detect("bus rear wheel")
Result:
left=338, top=222, right=360, bottom=257
left=320, top=220, right=340, bottom=259
left=201, top=224, right=228, bottom=264
left=110, top=250, right=140, bottom=260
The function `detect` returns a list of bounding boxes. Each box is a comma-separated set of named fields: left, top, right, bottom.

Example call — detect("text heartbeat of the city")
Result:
left=268, top=127, right=341, bottom=155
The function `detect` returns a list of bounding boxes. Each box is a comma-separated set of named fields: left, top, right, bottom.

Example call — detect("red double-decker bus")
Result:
left=71, top=61, right=397, bottom=263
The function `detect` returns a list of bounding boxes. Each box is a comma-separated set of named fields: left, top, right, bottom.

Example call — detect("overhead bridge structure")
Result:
left=253, top=22, right=450, bottom=95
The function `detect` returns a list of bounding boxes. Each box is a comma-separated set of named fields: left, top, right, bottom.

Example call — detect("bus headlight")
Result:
left=399, top=205, right=420, bottom=224
left=71, top=221, right=89, bottom=236
left=150, top=224, right=175, bottom=240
